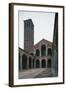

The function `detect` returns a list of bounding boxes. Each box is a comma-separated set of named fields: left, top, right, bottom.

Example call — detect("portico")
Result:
left=19, top=39, right=52, bottom=71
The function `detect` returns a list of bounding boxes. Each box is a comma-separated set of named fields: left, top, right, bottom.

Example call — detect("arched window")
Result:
left=22, top=54, right=27, bottom=69
left=36, top=59, right=40, bottom=68
left=41, top=45, right=46, bottom=56
left=29, top=57, right=32, bottom=69
left=41, top=59, right=46, bottom=68
left=47, top=59, right=51, bottom=68
left=48, top=48, right=52, bottom=56
left=36, top=49, right=40, bottom=56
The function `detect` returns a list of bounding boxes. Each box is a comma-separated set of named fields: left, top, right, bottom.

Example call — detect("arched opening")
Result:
left=41, top=45, right=46, bottom=56
left=33, top=59, right=34, bottom=68
left=36, top=59, right=40, bottom=68
left=36, top=49, right=40, bottom=56
left=47, top=59, right=51, bottom=68
left=48, top=48, right=52, bottom=56
left=22, top=54, right=27, bottom=69
left=41, top=59, right=46, bottom=68
left=29, top=57, right=32, bottom=69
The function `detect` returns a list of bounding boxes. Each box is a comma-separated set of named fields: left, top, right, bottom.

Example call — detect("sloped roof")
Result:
left=19, top=47, right=31, bottom=55
left=19, top=38, right=52, bottom=53
left=28, top=38, right=52, bottom=52
left=35, top=38, right=52, bottom=46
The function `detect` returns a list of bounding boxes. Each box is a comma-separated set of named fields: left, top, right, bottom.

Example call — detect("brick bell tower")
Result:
left=24, top=19, right=34, bottom=52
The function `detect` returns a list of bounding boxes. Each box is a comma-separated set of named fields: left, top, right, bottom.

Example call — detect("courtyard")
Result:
left=19, top=68, right=55, bottom=79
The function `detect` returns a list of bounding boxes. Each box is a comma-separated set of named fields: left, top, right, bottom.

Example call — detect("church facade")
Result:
left=19, top=19, right=52, bottom=71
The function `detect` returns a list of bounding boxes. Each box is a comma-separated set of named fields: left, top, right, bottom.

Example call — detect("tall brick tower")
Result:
left=24, top=19, right=34, bottom=52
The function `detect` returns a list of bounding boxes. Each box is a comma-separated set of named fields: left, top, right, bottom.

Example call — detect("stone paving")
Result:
left=19, top=68, right=55, bottom=79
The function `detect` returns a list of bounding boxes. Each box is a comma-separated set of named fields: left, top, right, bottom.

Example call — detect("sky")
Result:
left=18, top=10, right=55, bottom=49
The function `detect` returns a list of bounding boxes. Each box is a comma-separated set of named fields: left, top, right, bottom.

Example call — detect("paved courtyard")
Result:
left=19, top=68, right=55, bottom=79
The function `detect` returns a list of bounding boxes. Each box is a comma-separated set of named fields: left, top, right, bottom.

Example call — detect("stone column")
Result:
left=40, top=59, right=42, bottom=68
left=34, top=59, right=36, bottom=68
